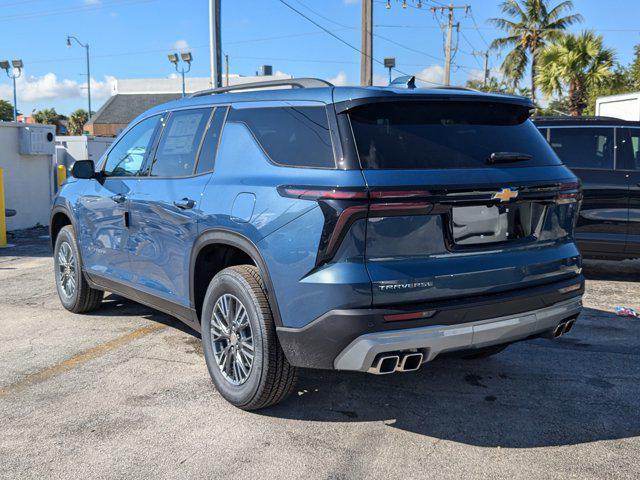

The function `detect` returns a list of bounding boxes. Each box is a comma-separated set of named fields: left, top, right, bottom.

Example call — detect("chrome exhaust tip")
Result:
left=553, top=322, right=566, bottom=338
left=369, top=355, right=400, bottom=375
left=398, top=352, right=423, bottom=372
left=563, top=319, right=574, bottom=334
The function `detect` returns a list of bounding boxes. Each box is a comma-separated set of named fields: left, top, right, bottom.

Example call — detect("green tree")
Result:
left=32, top=108, right=66, bottom=125
left=489, top=0, right=582, bottom=105
left=537, top=31, right=615, bottom=116
left=68, top=109, right=89, bottom=135
left=0, top=99, right=16, bottom=121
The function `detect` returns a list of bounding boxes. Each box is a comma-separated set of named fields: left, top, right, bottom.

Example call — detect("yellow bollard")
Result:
left=57, top=164, right=67, bottom=188
left=0, top=168, right=7, bottom=247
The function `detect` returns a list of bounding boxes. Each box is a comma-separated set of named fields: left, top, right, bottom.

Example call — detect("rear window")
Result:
left=226, top=106, right=335, bottom=168
left=348, top=101, right=561, bottom=169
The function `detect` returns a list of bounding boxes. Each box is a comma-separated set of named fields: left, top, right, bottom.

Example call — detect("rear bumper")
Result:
left=334, top=296, right=582, bottom=372
left=276, top=275, right=584, bottom=370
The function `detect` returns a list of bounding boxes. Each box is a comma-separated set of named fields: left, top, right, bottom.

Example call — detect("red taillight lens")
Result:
left=278, top=187, right=368, bottom=200
left=383, top=310, right=437, bottom=322
left=556, top=181, right=581, bottom=204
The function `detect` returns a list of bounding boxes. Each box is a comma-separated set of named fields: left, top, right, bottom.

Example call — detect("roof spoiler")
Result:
left=190, top=77, right=333, bottom=98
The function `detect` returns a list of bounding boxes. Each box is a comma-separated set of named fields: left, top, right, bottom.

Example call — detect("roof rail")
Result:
left=534, top=115, right=621, bottom=122
left=190, top=77, right=333, bottom=98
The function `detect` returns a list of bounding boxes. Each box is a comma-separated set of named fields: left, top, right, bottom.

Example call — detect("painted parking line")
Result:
left=0, top=323, right=166, bottom=398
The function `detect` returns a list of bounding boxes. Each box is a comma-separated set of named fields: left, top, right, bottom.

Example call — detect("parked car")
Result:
left=51, top=79, right=584, bottom=410
left=535, top=117, right=640, bottom=259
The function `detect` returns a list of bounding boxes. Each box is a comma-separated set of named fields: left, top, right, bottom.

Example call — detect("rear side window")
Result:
left=226, top=106, right=335, bottom=168
left=150, top=108, right=212, bottom=177
left=548, top=127, right=614, bottom=169
left=618, top=128, right=640, bottom=170
left=195, top=107, right=227, bottom=174
left=348, top=101, right=560, bottom=169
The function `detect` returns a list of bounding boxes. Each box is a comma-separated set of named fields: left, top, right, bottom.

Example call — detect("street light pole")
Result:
left=168, top=52, right=193, bottom=98
left=66, top=35, right=92, bottom=116
left=1, top=59, right=22, bottom=122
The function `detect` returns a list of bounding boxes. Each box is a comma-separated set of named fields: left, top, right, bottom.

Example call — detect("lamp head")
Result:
left=66, top=36, right=71, bottom=48
left=167, top=53, right=179, bottom=64
left=0, top=60, right=9, bottom=72
left=12, top=59, right=23, bottom=69
left=180, top=52, right=192, bottom=63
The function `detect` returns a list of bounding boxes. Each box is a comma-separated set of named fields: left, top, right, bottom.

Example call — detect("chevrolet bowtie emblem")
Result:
left=492, top=188, right=519, bottom=202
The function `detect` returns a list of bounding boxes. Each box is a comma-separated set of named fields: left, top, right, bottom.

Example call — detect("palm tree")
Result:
left=68, top=109, right=89, bottom=135
left=537, top=31, right=615, bottom=116
left=489, top=0, right=582, bottom=104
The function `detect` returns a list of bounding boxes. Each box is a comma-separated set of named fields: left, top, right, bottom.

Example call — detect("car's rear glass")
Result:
left=348, top=101, right=562, bottom=169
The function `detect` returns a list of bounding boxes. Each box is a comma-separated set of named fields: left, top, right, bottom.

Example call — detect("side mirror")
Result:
left=71, top=160, right=96, bottom=179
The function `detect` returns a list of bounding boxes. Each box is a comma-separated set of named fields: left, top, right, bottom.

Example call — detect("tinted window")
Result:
left=618, top=128, right=640, bottom=170
left=548, top=127, right=614, bottom=169
left=195, top=107, right=227, bottom=174
left=226, top=106, right=334, bottom=168
left=349, top=101, right=559, bottom=169
left=150, top=108, right=212, bottom=177
left=103, top=115, right=159, bottom=176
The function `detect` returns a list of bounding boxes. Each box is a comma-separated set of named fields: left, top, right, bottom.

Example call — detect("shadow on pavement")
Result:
left=583, top=258, right=639, bottom=282
left=259, top=306, right=640, bottom=449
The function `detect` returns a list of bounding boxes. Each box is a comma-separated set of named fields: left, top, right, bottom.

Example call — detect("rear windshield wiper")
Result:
left=487, top=152, right=533, bottom=164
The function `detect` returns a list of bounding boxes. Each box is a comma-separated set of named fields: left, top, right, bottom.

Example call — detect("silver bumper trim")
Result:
left=333, top=297, right=583, bottom=372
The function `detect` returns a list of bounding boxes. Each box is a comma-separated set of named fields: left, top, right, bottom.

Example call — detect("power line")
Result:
left=277, top=0, right=446, bottom=85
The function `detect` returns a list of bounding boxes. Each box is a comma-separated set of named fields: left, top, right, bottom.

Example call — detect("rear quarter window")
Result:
left=548, top=127, right=614, bottom=169
left=225, top=105, right=335, bottom=168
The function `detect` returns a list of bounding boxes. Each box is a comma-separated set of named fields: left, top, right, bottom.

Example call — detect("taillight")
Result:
left=556, top=181, right=581, bottom=204
left=278, top=186, right=434, bottom=265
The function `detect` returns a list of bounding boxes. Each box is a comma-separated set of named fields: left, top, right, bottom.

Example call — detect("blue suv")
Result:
left=51, top=78, right=584, bottom=410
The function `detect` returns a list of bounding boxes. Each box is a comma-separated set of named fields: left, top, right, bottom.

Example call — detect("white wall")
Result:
left=596, top=93, right=640, bottom=121
left=0, top=122, right=56, bottom=231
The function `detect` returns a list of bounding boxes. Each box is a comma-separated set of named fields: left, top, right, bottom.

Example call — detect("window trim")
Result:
left=193, top=106, right=229, bottom=175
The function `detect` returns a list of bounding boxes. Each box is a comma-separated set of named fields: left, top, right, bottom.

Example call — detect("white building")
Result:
left=596, top=92, right=640, bottom=121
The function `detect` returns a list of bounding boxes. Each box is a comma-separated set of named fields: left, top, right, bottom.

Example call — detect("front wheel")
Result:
left=201, top=265, right=298, bottom=410
left=54, top=225, right=103, bottom=313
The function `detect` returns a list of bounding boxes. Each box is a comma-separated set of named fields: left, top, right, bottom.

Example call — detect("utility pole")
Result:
left=473, top=49, right=490, bottom=88
left=431, top=3, right=469, bottom=86
left=360, top=0, right=373, bottom=86
left=225, top=54, right=229, bottom=87
left=209, top=0, right=222, bottom=88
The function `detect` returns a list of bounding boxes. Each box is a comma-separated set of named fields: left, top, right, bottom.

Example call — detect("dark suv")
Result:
left=535, top=117, right=640, bottom=259
left=51, top=79, right=584, bottom=410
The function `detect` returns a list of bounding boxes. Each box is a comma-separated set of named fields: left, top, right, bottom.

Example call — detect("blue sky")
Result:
left=1, top=0, right=639, bottom=115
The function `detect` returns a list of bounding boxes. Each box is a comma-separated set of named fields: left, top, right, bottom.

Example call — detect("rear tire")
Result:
left=461, top=344, right=509, bottom=359
left=54, top=225, right=103, bottom=313
left=201, top=265, right=298, bottom=410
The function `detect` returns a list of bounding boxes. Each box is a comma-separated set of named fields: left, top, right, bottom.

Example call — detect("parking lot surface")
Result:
left=1, top=229, right=639, bottom=479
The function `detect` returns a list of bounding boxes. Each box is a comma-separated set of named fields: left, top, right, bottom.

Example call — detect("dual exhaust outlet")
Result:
left=368, top=352, right=424, bottom=375
left=553, top=317, right=576, bottom=338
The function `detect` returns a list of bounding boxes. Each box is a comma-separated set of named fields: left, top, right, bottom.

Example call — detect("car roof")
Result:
left=143, top=85, right=533, bottom=118
left=533, top=116, right=640, bottom=127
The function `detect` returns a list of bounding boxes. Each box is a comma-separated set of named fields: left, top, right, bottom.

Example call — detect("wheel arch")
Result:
left=190, top=229, right=282, bottom=327
left=50, top=205, right=77, bottom=250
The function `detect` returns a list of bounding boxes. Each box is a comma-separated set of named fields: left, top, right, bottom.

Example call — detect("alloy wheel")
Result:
left=210, top=293, right=255, bottom=385
left=57, top=242, right=77, bottom=298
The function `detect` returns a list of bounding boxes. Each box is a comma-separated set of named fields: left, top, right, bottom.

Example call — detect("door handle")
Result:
left=174, top=198, right=196, bottom=210
left=111, top=194, right=127, bottom=203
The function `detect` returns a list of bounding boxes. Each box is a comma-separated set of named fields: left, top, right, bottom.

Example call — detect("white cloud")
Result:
left=172, top=39, right=190, bottom=53
left=0, top=72, right=115, bottom=103
left=413, top=65, right=445, bottom=87
left=327, top=71, right=349, bottom=86
left=373, top=73, right=389, bottom=86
